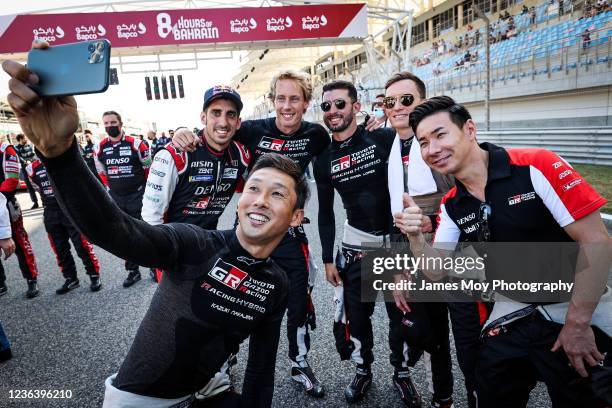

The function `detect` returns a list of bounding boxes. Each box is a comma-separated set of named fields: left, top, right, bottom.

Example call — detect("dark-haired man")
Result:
left=395, top=96, right=611, bottom=408
left=172, top=70, right=330, bottom=397
left=313, top=80, right=419, bottom=404
left=94, top=110, right=150, bottom=287
left=14, top=133, right=40, bottom=209
left=384, top=72, right=455, bottom=408
left=4, top=46, right=312, bottom=406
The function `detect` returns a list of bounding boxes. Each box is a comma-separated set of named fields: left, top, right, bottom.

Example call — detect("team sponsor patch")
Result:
left=331, top=155, right=351, bottom=173
left=402, top=155, right=409, bottom=166
left=150, top=168, right=166, bottom=177
left=193, top=197, right=211, bottom=209
left=223, top=167, right=238, bottom=179
left=119, top=150, right=131, bottom=156
left=257, top=137, right=285, bottom=151
left=189, top=175, right=214, bottom=182
left=107, top=166, right=119, bottom=175
left=146, top=181, right=162, bottom=191
left=5, top=162, right=20, bottom=173
left=552, top=161, right=563, bottom=169
left=508, top=192, right=536, bottom=206
left=208, top=259, right=248, bottom=289
left=562, top=179, right=582, bottom=192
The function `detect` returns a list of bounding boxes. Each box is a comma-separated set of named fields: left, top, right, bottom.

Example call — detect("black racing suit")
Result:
left=14, top=142, right=40, bottom=205
left=235, top=118, right=330, bottom=363
left=82, top=140, right=102, bottom=183
left=26, top=159, right=100, bottom=280
left=94, top=133, right=150, bottom=273
left=40, top=140, right=289, bottom=407
left=314, top=125, right=415, bottom=371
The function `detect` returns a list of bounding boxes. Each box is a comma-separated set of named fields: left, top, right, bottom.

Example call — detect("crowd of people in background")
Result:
left=410, top=0, right=608, bottom=76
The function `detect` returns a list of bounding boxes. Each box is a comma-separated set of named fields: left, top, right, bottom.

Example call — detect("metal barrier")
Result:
left=477, top=127, right=612, bottom=165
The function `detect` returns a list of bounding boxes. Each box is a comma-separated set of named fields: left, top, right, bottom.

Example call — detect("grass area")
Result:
left=573, top=164, right=612, bottom=214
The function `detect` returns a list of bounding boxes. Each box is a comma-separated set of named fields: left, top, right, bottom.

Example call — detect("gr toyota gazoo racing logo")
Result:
left=208, top=259, right=248, bottom=289
left=331, top=155, right=351, bottom=173
left=508, top=192, right=536, bottom=206
left=194, top=196, right=211, bottom=209
left=258, top=137, right=285, bottom=152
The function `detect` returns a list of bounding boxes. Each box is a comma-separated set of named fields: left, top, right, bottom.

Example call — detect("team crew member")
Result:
left=313, top=80, right=418, bottom=404
left=82, top=129, right=102, bottom=183
left=14, top=134, right=40, bottom=209
left=172, top=70, right=330, bottom=397
left=4, top=47, right=313, bottom=406
left=0, top=193, right=15, bottom=298
left=94, top=110, right=151, bottom=288
left=146, top=130, right=162, bottom=157
left=26, top=158, right=101, bottom=294
left=0, top=193, right=15, bottom=360
left=396, top=96, right=611, bottom=407
left=0, top=141, right=40, bottom=298
left=384, top=72, right=455, bottom=408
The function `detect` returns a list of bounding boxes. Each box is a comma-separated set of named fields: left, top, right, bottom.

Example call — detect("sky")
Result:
left=0, top=1, right=253, bottom=133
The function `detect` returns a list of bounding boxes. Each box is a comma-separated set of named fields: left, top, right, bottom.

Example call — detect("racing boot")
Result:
left=290, top=359, right=325, bottom=397
left=393, top=369, right=422, bottom=407
left=344, top=366, right=372, bottom=403
left=90, top=275, right=102, bottom=292
left=123, top=270, right=141, bottom=288
left=56, top=277, right=80, bottom=295
left=431, top=396, right=454, bottom=408
left=25, top=279, right=39, bottom=299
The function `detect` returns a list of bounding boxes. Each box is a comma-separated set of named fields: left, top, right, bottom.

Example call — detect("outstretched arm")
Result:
left=3, top=43, right=207, bottom=270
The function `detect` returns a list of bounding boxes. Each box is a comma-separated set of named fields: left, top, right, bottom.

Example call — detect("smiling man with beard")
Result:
left=3, top=43, right=311, bottom=407
left=313, top=80, right=417, bottom=404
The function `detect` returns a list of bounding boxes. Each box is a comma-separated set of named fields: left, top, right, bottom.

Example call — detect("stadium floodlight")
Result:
left=471, top=3, right=491, bottom=131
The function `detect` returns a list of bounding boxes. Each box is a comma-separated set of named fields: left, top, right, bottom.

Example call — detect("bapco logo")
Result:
left=331, top=155, right=351, bottom=173
left=258, top=137, right=285, bottom=151
left=208, top=259, right=248, bottom=289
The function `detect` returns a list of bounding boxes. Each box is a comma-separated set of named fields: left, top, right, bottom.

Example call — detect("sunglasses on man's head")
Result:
left=320, top=99, right=347, bottom=112
left=478, top=203, right=492, bottom=242
left=383, top=94, right=415, bottom=109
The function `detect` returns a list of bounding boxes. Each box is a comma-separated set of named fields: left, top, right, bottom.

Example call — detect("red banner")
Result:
left=0, top=4, right=367, bottom=54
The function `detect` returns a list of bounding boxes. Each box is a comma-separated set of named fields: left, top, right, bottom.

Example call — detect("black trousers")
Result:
left=476, top=312, right=612, bottom=408
left=44, top=206, right=99, bottom=279
left=338, top=255, right=415, bottom=370
left=271, top=233, right=315, bottom=363
left=20, top=166, right=39, bottom=205
left=447, top=301, right=492, bottom=408
left=387, top=301, right=454, bottom=400
left=109, top=188, right=144, bottom=272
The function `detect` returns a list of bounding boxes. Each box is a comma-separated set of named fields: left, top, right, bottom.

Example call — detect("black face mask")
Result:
left=105, top=126, right=121, bottom=138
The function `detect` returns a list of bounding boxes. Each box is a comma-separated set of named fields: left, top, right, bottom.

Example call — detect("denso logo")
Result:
left=106, top=157, right=130, bottom=165
left=258, top=137, right=285, bottom=151
left=208, top=259, right=248, bottom=289
left=331, top=155, right=351, bottom=173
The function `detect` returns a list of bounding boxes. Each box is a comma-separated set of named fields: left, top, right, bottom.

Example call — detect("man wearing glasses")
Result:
left=395, top=96, right=611, bottom=407
left=383, top=72, right=455, bottom=408
left=313, top=80, right=417, bottom=404
left=171, top=70, right=329, bottom=398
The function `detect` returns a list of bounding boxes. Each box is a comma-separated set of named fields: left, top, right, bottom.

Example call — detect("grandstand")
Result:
left=245, top=0, right=611, bottom=166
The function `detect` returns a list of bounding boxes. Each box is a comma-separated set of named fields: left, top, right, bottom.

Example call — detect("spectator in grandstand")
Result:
left=529, top=6, right=537, bottom=25
left=522, top=4, right=529, bottom=14
left=582, top=28, right=592, bottom=49
left=396, top=95, right=611, bottom=408
left=433, top=62, right=444, bottom=76
left=14, top=134, right=40, bottom=209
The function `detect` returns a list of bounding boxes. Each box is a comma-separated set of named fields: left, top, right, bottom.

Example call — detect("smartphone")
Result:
left=27, top=40, right=111, bottom=97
